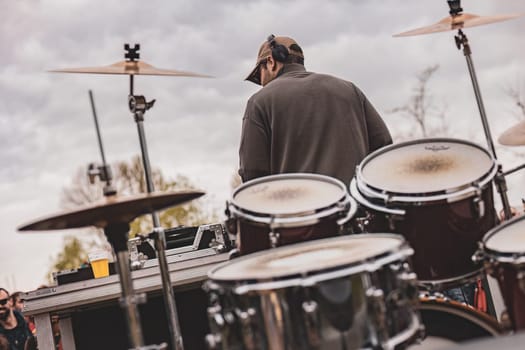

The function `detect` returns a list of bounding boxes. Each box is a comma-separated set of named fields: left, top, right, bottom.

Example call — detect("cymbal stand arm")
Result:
left=502, top=163, right=525, bottom=177
left=454, top=29, right=512, bottom=220
left=129, top=73, right=184, bottom=350
left=88, top=90, right=116, bottom=196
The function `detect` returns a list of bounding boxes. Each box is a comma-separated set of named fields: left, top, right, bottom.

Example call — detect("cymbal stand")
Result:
left=125, top=44, right=184, bottom=350
left=87, top=89, right=116, bottom=196
left=105, top=222, right=147, bottom=349
left=449, top=3, right=512, bottom=220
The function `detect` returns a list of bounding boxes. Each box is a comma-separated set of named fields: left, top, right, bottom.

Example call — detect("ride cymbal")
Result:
left=50, top=60, right=213, bottom=78
left=18, top=191, right=204, bottom=231
left=394, top=12, right=524, bottom=37
left=498, top=120, right=525, bottom=146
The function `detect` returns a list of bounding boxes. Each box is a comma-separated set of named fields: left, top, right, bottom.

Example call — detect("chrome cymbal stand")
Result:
left=87, top=89, right=167, bottom=350
left=448, top=1, right=512, bottom=220
left=125, top=44, right=184, bottom=350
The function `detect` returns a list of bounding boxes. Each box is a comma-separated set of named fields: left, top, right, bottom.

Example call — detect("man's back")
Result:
left=239, top=63, right=392, bottom=185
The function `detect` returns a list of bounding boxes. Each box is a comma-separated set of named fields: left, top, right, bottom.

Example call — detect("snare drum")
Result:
left=204, top=234, right=422, bottom=350
left=350, top=138, right=497, bottom=284
left=227, top=173, right=356, bottom=255
left=474, top=215, right=525, bottom=331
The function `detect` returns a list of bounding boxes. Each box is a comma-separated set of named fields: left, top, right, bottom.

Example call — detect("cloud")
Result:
left=1, top=0, right=524, bottom=291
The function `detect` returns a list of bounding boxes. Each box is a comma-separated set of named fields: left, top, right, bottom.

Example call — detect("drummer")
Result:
left=239, top=34, right=392, bottom=185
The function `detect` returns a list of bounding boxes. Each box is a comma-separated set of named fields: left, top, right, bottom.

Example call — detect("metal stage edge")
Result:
left=24, top=249, right=229, bottom=350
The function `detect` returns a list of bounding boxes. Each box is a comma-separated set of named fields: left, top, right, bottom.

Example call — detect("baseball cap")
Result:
left=245, top=35, right=304, bottom=85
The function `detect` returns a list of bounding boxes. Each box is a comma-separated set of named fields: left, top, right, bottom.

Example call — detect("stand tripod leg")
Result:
left=134, top=115, right=184, bottom=350
left=106, top=223, right=145, bottom=349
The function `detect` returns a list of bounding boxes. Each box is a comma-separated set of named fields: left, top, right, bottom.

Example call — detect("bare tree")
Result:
left=388, top=65, right=450, bottom=140
left=48, top=156, right=218, bottom=280
left=503, top=79, right=525, bottom=121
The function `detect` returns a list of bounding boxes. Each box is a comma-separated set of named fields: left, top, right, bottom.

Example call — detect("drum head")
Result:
left=360, top=139, right=494, bottom=194
left=484, top=215, right=525, bottom=253
left=209, top=234, right=404, bottom=281
left=232, top=173, right=346, bottom=215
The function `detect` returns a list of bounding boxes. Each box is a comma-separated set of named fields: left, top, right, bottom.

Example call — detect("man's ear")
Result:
left=267, top=56, right=278, bottom=72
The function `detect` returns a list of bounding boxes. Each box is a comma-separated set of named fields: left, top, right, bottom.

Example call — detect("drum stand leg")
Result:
left=105, top=222, right=146, bottom=349
left=129, top=74, right=185, bottom=350
left=453, top=29, right=512, bottom=220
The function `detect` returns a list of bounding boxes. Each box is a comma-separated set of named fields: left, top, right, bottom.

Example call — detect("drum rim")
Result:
left=207, top=233, right=413, bottom=290
left=418, top=294, right=503, bottom=336
left=477, top=214, right=525, bottom=264
left=355, top=138, right=497, bottom=205
left=228, top=173, right=352, bottom=225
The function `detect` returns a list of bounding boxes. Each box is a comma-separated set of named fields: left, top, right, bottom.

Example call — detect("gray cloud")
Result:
left=1, top=0, right=524, bottom=291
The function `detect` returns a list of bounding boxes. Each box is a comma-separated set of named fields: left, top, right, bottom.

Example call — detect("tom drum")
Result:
left=474, top=214, right=525, bottom=331
left=227, top=173, right=356, bottom=255
left=351, top=138, right=497, bottom=285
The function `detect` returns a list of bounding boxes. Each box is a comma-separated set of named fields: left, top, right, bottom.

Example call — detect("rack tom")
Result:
left=350, top=138, right=497, bottom=284
left=227, top=173, right=356, bottom=255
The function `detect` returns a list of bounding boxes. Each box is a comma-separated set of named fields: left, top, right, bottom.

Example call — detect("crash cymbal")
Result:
left=498, top=120, right=525, bottom=146
left=18, top=190, right=204, bottom=231
left=394, top=12, right=524, bottom=37
left=50, top=60, right=213, bottom=78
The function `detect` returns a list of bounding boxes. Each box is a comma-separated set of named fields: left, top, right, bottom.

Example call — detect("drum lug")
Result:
left=302, top=300, right=322, bottom=347
left=471, top=242, right=487, bottom=263
left=206, top=304, right=225, bottom=350
left=387, top=215, right=396, bottom=231
left=355, top=212, right=372, bottom=233
left=366, top=287, right=389, bottom=348
left=268, top=216, right=281, bottom=248
left=236, top=308, right=259, bottom=350
left=517, top=270, right=525, bottom=293
left=471, top=186, right=485, bottom=219
left=269, top=230, right=280, bottom=248
left=205, top=334, right=222, bottom=350
left=399, top=271, right=419, bottom=303
left=389, top=263, right=418, bottom=306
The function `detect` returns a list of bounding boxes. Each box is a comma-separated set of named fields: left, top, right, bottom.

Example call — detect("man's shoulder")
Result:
left=312, top=72, right=355, bottom=86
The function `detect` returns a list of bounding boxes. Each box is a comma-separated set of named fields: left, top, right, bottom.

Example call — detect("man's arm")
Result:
left=238, top=100, right=271, bottom=182
left=361, top=91, right=393, bottom=152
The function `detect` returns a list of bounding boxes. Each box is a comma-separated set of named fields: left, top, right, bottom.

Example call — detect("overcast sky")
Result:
left=1, top=0, right=524, bottom=291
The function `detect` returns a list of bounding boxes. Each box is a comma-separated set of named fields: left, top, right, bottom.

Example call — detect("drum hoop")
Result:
left=355, top=138, right=497, bottom=205
left=417, top=268, right=485, bottom=292
left=207, top=234, right=413, bottom=293
left=478, top=215, right=525, bottom=264
left=350, top=179, right=406, bottom=215
left=418, top=296, right=502, bottom=335
left=229, top=173, right=351, bottom=225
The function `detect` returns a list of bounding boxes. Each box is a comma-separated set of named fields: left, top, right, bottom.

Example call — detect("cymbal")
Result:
left=18, top=191, right=204, bottom=231
left=498, top=120, right=525, bottom=146
left=393, top=12, right=524, bottom=37
left=50, top=60, right=213, bottom=78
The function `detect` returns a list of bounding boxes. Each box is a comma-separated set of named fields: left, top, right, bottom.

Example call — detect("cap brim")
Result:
left=245, top=64, right=261, bottom=85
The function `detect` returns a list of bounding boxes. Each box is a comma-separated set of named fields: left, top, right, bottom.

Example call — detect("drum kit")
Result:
left=15, top=1, right=525, bottom=350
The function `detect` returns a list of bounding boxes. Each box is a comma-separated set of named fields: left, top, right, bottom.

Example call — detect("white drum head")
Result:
left=209, top=235, right=403, bottom=280
left=233, top=174, right=345, bottom=215
left=485, top=217, right=525, bottom=253
left=360, top=140, right=493, bottom=194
